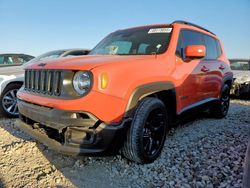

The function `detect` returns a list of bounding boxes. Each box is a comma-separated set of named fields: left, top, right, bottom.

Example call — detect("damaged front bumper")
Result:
left=17, top=100, right=130, bottom=156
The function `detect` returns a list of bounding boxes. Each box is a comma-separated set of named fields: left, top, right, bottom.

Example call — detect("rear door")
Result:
left=202, top=35, right=223, bottom=99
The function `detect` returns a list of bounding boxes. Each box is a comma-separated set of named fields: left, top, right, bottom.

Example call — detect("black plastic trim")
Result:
left=173, top=20, right=216, bottom=36
left=17, top=100, right=131, bottom=156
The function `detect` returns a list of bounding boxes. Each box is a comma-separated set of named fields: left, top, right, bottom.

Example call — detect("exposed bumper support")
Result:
left=17, top=100, right=130, bottom=155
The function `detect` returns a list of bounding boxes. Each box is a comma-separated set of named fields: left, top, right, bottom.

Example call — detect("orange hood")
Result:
left=26, top=55, right=155, bottom=71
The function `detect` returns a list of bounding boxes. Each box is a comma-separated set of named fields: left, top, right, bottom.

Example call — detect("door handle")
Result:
left=201, top=66, right=209, bottom=72
left=219, top=64, right=225, bottom=70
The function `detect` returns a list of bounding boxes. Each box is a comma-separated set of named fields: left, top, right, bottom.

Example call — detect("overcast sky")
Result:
left=0, top=0, right=249, bottom=58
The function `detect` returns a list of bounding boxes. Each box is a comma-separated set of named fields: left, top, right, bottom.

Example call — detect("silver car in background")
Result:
left=229, top=59, right=250, bottom=98
left=0, top=49, right=89, bottom=117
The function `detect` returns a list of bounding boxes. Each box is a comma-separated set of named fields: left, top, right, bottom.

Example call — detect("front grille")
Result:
left=24, top=70, right=62, bottom=96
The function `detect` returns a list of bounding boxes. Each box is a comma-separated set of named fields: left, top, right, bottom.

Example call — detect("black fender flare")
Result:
left=125, top=81, right=176, bottom=117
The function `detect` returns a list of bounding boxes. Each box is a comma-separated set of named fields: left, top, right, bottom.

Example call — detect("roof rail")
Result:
left=172, top=20, right=216, bottom=36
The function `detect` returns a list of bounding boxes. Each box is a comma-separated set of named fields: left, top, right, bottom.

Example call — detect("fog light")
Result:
left=65, top=128, right=94, bottom=144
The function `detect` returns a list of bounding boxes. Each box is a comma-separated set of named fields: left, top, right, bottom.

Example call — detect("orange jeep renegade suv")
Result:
left=17, top=21, right=233, bottom=163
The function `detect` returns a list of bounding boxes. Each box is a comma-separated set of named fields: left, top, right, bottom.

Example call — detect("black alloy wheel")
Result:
left=122, top=97, right=169, bottom=164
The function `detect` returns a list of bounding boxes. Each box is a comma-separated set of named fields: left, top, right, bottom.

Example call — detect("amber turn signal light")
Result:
left=100, top=73, right=109, bottom=89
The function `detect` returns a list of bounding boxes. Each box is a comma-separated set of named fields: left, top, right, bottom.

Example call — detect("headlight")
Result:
left=73, top=71, right=92, bottom=95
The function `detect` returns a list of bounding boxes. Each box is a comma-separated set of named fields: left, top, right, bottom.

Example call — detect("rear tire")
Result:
left=0, top=83, right=22, bottom=118
left=122, top=97, right=169, bottom=164
left=210, top=84, right=230, bottom=119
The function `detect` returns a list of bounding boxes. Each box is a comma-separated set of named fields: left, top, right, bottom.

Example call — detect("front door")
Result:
left=175, top=29, right=207, bottom=112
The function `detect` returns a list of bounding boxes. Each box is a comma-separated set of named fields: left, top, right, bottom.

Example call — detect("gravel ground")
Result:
left=0, top=99, right=249, bottom=188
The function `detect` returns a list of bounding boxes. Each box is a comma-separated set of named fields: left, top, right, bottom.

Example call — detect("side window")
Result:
left=203, top=35, right=218, bottom=60
left=0, top=56, right=4, bottom=64
left=22, top=56, right=34, bottom=62
left=6, top=56, right=26, bottom=64
left=4, top=56, right=14, bottom=64
left=177, top=30, right=203, bottom=59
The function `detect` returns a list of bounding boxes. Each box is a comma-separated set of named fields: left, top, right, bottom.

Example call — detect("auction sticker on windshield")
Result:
left=148, top=28, right=172, bottom=34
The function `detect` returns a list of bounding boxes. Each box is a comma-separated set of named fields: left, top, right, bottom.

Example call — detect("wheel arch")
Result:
left=0, top=76, right=24, bottom=95
left=2, top=81, right=23, bottom=93
left=0, top=80, right=23, bottom=118
left=125, top=81, right=177, bottom=118
left=224, top=77, right=233, bottom=88
left=220, top=76, right=233, bottom=98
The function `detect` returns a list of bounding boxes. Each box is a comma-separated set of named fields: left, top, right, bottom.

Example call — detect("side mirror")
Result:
left=185, top=45, right=206, bottom=59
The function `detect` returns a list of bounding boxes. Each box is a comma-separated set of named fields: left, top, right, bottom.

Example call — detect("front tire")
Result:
left=122, top=97, right=169, bottom=164
left=0, top=83, right=22, bottom=118
left=210, top=84, right=230, bottom=118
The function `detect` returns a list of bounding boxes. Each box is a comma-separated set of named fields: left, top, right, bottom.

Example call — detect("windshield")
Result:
left=90, top=26, right=172, bottom=55
left=23, top=50, right=66, bottom=66
left=230, top=61, right=250, bottom=71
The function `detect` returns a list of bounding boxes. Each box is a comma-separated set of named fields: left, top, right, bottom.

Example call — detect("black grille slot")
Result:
left=54, top=71, right=62, bottom=95
left=35, top=71, right=41, bottom=92
left=28, top=70, right=32, bottom=90
left=31, top=70, right=36, bottom=91
left=24, top=70, right=28, bottom=89
left=47, top=71, right=53, bottom=94
left=42, top=71, right=47, bottom=93
left=24, top=70, right=62, bottom=96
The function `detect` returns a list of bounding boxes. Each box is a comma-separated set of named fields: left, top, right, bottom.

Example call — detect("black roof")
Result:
left=172, top=20, right=216, bottom=36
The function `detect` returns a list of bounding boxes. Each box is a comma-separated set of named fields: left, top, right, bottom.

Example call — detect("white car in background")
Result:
left=229, top=59, right=250, bottom=98
left=0, top=49, right=89, bottom=118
